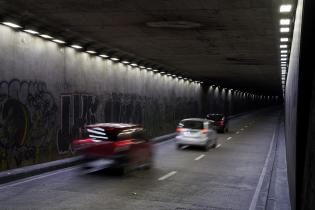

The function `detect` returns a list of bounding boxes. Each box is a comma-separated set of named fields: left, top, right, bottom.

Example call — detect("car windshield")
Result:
left=207, top=114, right=223, bottom=121
left=178, top=120, right=204, bottom=129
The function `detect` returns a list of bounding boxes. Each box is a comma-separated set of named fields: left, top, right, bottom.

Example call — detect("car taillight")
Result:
left=72, top=138, right=94, bottom=145
left=114, top=139, right=132, bottom=152
left=200, top=129, right=208, bottom=134
left=176, top=128, right=184, bottom=132
left=218, top=120, right=224, bottom=126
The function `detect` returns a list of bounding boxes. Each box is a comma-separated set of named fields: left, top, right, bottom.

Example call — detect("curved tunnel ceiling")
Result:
left=0, top=0, right=296, bottom=95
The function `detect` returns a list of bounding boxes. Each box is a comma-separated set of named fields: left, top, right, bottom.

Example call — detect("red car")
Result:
left=72, top=123, right=153, bottom=174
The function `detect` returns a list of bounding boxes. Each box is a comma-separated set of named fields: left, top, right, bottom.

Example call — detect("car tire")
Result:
left=176, top=144, right=182, bottom=150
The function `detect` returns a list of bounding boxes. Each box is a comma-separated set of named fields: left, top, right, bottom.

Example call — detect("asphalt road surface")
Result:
left=0, top=109, right=280, bottom=210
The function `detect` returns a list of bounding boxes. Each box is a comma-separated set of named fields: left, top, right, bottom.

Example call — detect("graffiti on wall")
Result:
left=57, top=93, right=98, bottom=153
left=0, top=79, right=57, bottom=169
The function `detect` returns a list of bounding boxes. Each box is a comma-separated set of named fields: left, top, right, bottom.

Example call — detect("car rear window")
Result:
left=178, top=121, right=204, bottom=129
left=207, top=114, right=223, bottom=121
left=81, top=127, right=137, bottom=141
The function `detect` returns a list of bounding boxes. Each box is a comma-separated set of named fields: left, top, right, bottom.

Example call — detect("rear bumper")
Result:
left=175, top=136, right=209, bottom=146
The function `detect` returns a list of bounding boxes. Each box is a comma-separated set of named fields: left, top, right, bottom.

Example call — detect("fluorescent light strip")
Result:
left=99, top=54, right=109, bottom=58
left=2, top=22, right=21, bottom=28
left=280, top=19, right=291, bottom=25
left=71, top=45, right=82, bottom=49
left=280, top=4, right=292, bottom=13
left=281, top=50, right=288, bottom=53
left=122, top=61, right=129, bottom=64
left=24, top=29, right=39, bottom=35
left=280, top=45, right=288, bottom=48
left=280, top=38, right=289, bottom=42
left=281, top=54, right=287, bottom=57
left=40, top=34, right=53, bottom=39
left=110, top=57, right=119, bottom=61
left=86, top=50, right=96, bottom=54
left=280, top=27, right=290, bottom=33
left=130, top=63, right=138, bottom=67
left=52, top=39, right=65, bottom=44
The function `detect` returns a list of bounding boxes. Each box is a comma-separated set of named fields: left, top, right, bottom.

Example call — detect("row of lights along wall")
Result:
left=1, top=20, right=276, bottom=100
left=279, top=3, right=294, bottom=96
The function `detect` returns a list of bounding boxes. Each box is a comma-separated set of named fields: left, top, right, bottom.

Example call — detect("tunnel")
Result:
left=0, top=0, right=314, bottom=209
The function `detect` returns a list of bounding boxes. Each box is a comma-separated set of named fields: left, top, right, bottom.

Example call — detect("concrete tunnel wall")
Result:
left=0, top=24, right=273, bottom=171
left=285, top=0, right=315, bottom=209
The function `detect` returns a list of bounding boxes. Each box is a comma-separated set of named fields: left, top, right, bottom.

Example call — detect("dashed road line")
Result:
left=215, top=144, right=221, bottom=149
left=194, top=154, right=205, bottom=160
left=158, top=171, right=177, bottom=181
left=236, top=131, right=240, bottom=134
left=227, top=137, right=232, bottom=140
left=240, top=128, right=244, bottom=131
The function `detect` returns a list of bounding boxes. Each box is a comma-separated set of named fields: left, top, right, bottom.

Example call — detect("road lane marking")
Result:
left=158, top=171, right=177, bottom=181
left=245, top=125, right=248, bottom=128
left=194, top=154, right=205, bottom=160
left=236, top=131, right=240, bottom=134
left=240, top=128, right=244, bottom=131
left=227, top=137, right=232, bottom=140
left=0, top=166, right=78, bottom=190
left=215, top=144, right=221, bottom=148
left=249, top=126, right=277, bottom=210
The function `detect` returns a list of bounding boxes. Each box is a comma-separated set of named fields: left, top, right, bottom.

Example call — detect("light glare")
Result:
left=52, top=39, right=65, bottom=44
left=71, top=45, right=82, bottom=49
left=280, top=45, right=288, bottom=48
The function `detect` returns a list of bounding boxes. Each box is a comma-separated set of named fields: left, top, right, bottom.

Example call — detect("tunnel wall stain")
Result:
left=0, top=24, right=272, bottom=170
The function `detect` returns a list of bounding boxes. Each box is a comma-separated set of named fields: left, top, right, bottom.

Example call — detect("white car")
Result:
left=175, top=118, right=218, bottom=150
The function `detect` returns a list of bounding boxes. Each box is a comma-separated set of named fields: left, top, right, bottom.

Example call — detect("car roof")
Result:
left=85, top=123, right=140, bottom=129
left=180, top=118, right=208, bottom=122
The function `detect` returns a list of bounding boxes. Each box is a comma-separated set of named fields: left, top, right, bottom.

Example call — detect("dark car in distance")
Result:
left=72, top=123, right=153, bottom=174
left=206, top=114, right=229, bottom=133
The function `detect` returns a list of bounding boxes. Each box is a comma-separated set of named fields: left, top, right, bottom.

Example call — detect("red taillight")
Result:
left=72, top=138, right=94, bottom=145
left=114, top=139, right=132, bottom=152
left=176, top=128, right=184, bottom=132
left=200, top=128, right=208, bottom=134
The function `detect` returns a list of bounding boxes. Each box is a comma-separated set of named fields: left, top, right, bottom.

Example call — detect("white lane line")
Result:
left=236, top=131, right=240, bottom=134
left=158, top=171, right=177, bottom=181
left=194, top=154, right=205, bottom=160
left=0, top=166, right=78, bottom=190
left=245, top=125, right=248, bottom=128
left=240, top=128, right=244, bottom=131
left=249, top=126, right=276, bottom=210
left=227, top=137, right=232, bottom=140
left=215, top=144, right=221, bottom=149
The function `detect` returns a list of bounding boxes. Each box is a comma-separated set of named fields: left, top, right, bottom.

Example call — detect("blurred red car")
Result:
left=72, top=123, right=153, bottom=174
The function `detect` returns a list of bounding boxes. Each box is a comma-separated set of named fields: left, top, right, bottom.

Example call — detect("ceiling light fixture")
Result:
left=280, top=27, right=290, bottom=33
left=110, top=57, right=119, bottom=61
left=280, top=45, right=288, bottom=48
left=71, top=45, right=82, bottom=49
left=281, top=50, right=288, bottom=53
left=99, top=54, right=109, bottom=58
left=23, top=29, right=39, bottom=35
left=40, top=34, right=53, bottom=39
left=2, top=22, right=21, bottom=28
left=86, top=50, right=96, bottom=54
left=280, top=38, right=289, bottom=42
left=52, top=39, right=65, bottom=44
left=280, top=4, right=292, bottom=13
left=280, top=19, right=291, bottom=25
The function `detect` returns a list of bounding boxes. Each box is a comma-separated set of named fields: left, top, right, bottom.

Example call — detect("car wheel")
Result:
left=176, top=144, right=182, bottom=150
left=212, top=139, right=218, bottom=148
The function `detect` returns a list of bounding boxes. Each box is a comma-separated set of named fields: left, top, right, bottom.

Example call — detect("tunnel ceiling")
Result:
left=0, top=0, right=295, bottom=95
